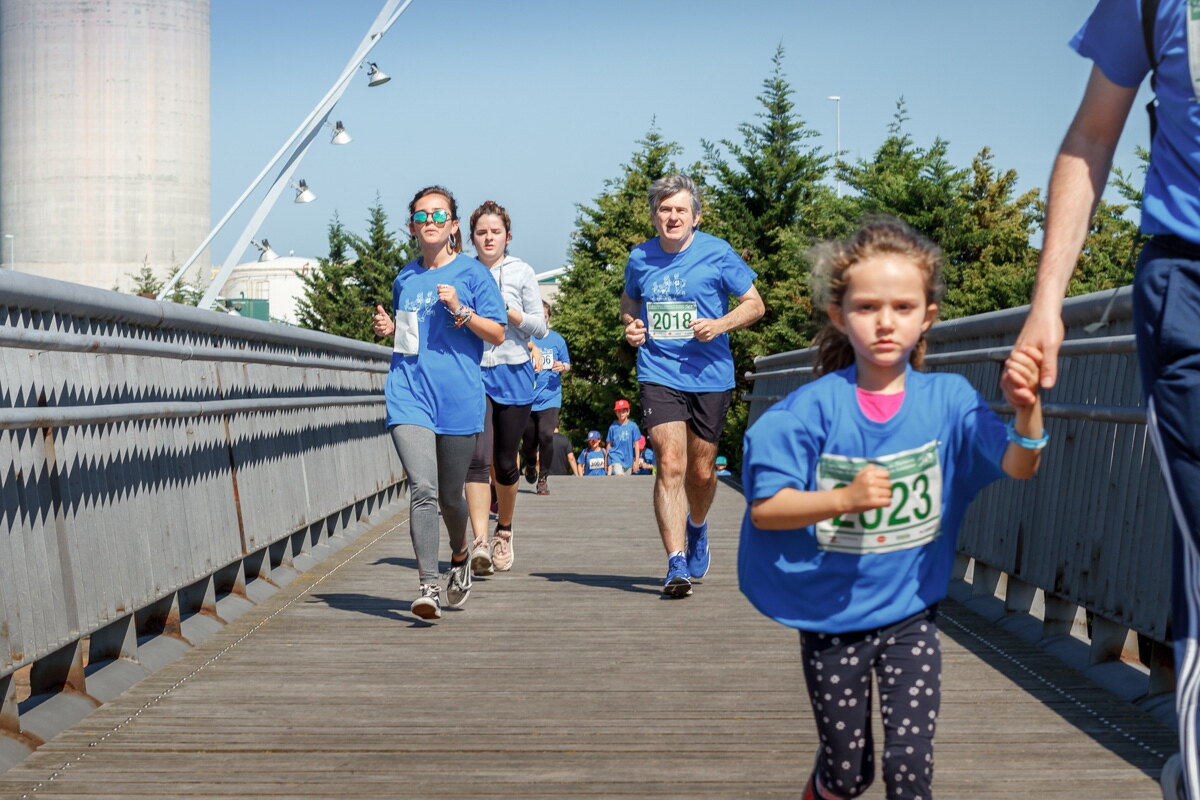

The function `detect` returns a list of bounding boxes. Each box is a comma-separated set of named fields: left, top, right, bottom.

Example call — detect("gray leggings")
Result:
left=389, top=425, right=477, bottom=585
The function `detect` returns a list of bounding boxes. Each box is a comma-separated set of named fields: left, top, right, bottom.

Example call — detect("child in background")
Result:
left=714, top=456, right=732, bottom=477
left=578, top=430, right=608, bottom=476
left=606, top=399, right=642, bottom=476
left=634, top=435, right=656, bottom=475
left=737, top=216, right=1044, bottom=800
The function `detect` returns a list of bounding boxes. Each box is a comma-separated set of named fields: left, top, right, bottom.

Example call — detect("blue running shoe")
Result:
left=663, top=554, right=692, bottom=598
left=686, top=519, right=710, bottom=578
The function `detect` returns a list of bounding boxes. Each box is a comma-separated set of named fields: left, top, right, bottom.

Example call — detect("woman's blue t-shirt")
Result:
left=384, top=255, right=506, bottom=435
left=531, top=329, right=571, bottom=412
left=484, top=362, right=536, bottom=406
left=623, top=231, right=756, bottom=392
left=737, top=366, right=1009, bottom=634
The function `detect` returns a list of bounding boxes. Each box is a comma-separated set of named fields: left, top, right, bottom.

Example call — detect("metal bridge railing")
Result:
left=0, top=269, right=404, bottom=763
left=743, top=286, right=1176, bottom=717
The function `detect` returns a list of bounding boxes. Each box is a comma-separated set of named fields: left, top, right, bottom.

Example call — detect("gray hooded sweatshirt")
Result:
left=480, top=255, right=547, bottom=367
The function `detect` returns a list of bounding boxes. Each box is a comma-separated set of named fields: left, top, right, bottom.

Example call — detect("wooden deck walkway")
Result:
left=0, top=479, right=1178, bottom=798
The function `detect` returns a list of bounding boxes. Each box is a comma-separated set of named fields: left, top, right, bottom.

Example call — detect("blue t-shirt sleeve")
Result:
left=719, top=245, right=758, bottom=298
left=742, top=407, right=820, bottom=502
left=560, top=336, right=571, bottom=365
left=954, top=383, right=1009, bottom=495
left=1071, top=0, right=1151, bottom=88
left=470, top=264, right=507, bottom=324
left=624, top=251, right=644, bottom=301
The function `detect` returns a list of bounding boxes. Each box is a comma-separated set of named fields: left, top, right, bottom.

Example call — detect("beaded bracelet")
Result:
left=1006, top=419, right=1049, bottom=450
left=453, top=306, right=474, bottom=328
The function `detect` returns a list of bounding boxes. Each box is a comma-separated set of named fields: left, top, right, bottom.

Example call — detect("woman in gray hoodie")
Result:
left=464, top=200, right=547, bottom=575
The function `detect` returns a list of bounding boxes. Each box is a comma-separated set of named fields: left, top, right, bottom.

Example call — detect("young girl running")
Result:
left=373, top=186, right=506, bottom=622
left=463, top=200, right=546, bottom=576
left=737, top=216, right=1045, bottom=799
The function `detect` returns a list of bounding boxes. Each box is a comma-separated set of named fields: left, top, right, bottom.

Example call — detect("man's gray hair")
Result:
left=648, top=174, right=702, bottom=218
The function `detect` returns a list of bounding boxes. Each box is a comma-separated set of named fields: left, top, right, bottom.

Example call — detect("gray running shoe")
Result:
left=1161, top=753, right=1185, bottom=800
left=445, top=556, right=472, bottom=608
left=410, top=584, right=441, bottom=620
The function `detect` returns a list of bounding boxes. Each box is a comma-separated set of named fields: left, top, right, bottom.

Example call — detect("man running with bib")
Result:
left=621, top=173, right=764, bottom=597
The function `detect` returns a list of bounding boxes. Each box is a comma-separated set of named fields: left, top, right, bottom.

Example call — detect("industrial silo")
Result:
left=0, top=0, right=210, bottom=290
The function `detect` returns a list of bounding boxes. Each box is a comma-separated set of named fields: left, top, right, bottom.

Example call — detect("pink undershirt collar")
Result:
left=856, top=387, right=905, bottom=423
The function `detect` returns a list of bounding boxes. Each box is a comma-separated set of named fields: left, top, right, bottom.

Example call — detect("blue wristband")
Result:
left=1006, top=419, right=1049, bottom=450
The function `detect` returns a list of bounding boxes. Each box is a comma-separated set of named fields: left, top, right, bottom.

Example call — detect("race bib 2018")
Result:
left=814, top=441, right=942, bottom=555
left=647, top=301, right=697, bottom=341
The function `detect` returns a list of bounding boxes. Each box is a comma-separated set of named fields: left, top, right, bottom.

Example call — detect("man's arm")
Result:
left=621, top=292, right=647, bottom=347
left=690, top=285, right=766, bottom=343
left=1010, top=65, right=1139, bottom=403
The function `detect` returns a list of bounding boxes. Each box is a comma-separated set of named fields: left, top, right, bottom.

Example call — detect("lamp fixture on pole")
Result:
left=325, top=120, right=353, bottom=145
left=827, top=95, right=842, bottom=198
left=165, top=0, right=415, bottom=311
left=252, top=238, right=280, bottom=262
left=362, top=62, right=390, bottom=86
left=289, top=179, right=317, bottom=204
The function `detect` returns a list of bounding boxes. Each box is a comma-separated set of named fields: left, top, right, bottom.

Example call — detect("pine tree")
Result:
left=702, top=45, right=838, bottom=468
left=296, top=200, right=418, bottom=342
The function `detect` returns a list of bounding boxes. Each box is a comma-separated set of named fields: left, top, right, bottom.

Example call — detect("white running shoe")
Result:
left=493, top=528, right=514, bottom=571
left=410, top=584, right=441, bottom=620
left=471, top=537, right=494, bottom=577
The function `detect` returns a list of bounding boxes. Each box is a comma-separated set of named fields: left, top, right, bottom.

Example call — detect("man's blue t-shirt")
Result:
left=1073, top=0, right=1200, bottom=242
left=384, top=255, right=506, bottom=435
left=606, top=420, right=641, bottom=469
left=737, top=366, right=1009, bottom=634
left=624, top=231, right=756, bottom=392
left=581, top=447, right=607, bottom=476
left=531, top=329, right=571, bottom=412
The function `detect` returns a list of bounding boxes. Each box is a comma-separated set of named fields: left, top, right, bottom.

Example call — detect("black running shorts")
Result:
left=638, top=382, right=732, bottom=444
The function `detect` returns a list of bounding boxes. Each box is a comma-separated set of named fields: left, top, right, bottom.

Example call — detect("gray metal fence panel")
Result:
left=0, top=269, right=403, bottom=677
left=743, top=287, right=1172, bottom=643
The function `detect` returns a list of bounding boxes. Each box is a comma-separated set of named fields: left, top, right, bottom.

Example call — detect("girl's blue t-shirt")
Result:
left=606, top=420, right=641, bottom=469
left=384, top=255, right=507, bottom=435
left=623, top=231, right=756, bottom=392
left=531, top=329, right=571, bottom=412
left=484, top=361, right=536, bottom=406
left=737, top=366, right=1009, bottom=634
left=1072, top=0, right=1200, bottom=241
left=581, top=447, right=607, bottom=475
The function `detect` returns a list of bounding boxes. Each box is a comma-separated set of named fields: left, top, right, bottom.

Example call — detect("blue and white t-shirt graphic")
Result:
left=394, top=290, right=439, bottom=356
left=649, top=273, right=688, bottom=302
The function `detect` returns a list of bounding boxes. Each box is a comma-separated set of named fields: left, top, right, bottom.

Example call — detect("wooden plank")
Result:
left=0, top=478, right=1177, bottom=798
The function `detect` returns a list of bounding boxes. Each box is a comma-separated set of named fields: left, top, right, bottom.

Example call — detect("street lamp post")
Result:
left=3, top=234, right=12, bottom=269
left=827, top=96, right=841, bottom=197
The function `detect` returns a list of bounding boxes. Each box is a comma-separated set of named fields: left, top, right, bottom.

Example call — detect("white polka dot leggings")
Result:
left=800, top=605, right=941, bottom=800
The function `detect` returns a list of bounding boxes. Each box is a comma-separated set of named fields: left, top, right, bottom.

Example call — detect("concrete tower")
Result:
left=0, top=0, right=210, bottom=290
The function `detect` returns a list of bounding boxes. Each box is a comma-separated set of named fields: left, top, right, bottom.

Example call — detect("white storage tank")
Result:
left=0, top=0, right=210, bottom=290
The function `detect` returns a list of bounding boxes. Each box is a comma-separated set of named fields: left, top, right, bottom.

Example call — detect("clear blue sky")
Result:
left=209, top=0, right=1150, bottom=278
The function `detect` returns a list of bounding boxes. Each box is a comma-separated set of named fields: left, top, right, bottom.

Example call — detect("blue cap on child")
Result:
left=588, top=430, right=601, bottom=440
left=716, top=456, right=728, bottom=466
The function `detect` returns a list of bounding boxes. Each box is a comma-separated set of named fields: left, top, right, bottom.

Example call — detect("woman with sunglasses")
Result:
left=372, top=186, right=506, bottom=621
left=464, top=200, right=547, bottom=577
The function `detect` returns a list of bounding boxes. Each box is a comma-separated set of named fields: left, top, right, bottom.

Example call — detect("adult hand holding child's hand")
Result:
left=1000, top=345, right=1044, bottom=410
